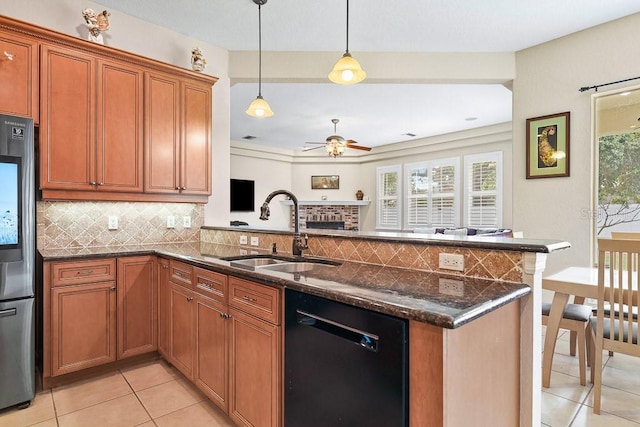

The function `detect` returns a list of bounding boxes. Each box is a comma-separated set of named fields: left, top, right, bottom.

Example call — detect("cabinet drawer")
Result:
left=194, top=267, right=227, bottom=302
left=51, top=258, right=116, bottom=287
left=229, top=278, right=281, bottom=325
left=170, top=260, right=193, bottom=288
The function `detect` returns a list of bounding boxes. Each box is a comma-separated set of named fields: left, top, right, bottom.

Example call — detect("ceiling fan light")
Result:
left=328, top=53, right=366, bottom=85
left=246, top=95, right=274, bottom=117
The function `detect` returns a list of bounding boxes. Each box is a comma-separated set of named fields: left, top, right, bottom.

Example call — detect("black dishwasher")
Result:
left=285, top=289, right=408, bottom=426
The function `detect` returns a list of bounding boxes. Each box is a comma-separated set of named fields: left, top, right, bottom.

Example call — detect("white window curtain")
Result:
left=464, top=152, right=503, bottom=228
left=405, top=158, right=459, bottom=229
left=376, top=165, right=401, bottom=230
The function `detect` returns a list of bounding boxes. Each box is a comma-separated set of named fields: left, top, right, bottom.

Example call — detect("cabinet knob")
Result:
left=181, top=186, right=186, bottom=190
left=110, top=286, right=116, bottom=291
left=3, top=51, right=14, bottom=61
left=186, top=296, right=193, bottom=302
left=176, top=186, right=181, bottom=190
left=98, top=182, right=104, bottom=186
left=162, top=265, right=168, bottom=270
left=90, top=181, right=97, bottom=186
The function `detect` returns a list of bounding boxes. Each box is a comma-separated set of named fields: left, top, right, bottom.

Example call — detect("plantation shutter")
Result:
left=464, top=152, right=502, bottom=228
left=377, top=165, right=401, bottom=229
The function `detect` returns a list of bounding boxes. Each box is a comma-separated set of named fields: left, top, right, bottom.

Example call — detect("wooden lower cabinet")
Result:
left=228, top=307, right=281, bottom=427
left=117, top=256, right=156, bottom=359
left=50, top=281, right=117, bottom=376
left=194, top=294, right=229, bottom=411
left=157, top=258, right=170, bottom=358
left=45, top=256, right=157, bottom=380
left=167, top=281, right=195, bottom=379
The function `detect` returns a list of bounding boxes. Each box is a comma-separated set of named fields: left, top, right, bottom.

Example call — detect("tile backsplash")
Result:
left=37, top=201, right=203, bottom=250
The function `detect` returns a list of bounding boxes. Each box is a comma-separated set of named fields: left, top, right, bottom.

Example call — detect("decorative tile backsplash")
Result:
left=200, top=228, right=524, bottom=282
left=38, top=201, right=203, bottom=250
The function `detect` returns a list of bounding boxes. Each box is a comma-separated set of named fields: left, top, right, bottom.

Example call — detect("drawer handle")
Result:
left=0, top=308, right=17, bottom=318
left=241, top=295, right=257, bottom=303
left=186, top=296, right=193, bottom=302
left=219, top=313, right=231, bottom=319
left=174, top=272, right=186, bottom=278
left=198, top=282, right=213, bottom=289
left=76, top=270, right=94, bottom=276
left=162, top=265, right=168, bottom=270
left=3, top=51, right=14, bottom=61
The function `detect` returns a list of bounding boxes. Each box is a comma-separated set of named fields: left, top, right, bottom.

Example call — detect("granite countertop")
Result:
left=39, top=241, right=531, bottom=329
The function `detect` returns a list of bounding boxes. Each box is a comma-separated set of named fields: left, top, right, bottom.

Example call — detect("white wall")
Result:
left=0, top=0, right=231, bottom=227
left=512, top=12, right=640, bottom=274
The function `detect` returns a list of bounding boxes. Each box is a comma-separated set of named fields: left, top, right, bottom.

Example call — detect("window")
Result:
left=405, top=158, right=459, bottom=229
left=464, top=152, right=502, bottom=228
left=376, top=165, right=401, bottom=229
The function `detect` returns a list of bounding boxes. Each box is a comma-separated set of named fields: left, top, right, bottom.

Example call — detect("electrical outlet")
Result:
left=250, top=236, right=259, bottom=246
left=239, top=248, right=248, bottom=255
left=438, top=278, right=465, bottom=296
left=438, top=253, right=464, bottom=271
left=108, top=216, right=118, bottom=230
left=183, top=216, right=191, bottom=228
left=166, top=216, right=175, bottom=229
left=239, top=235, right=248, bottom=245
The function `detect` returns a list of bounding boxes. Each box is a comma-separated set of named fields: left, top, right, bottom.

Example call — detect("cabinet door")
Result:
left=157, top=258, right=170, bottom=359
left=117, top=256, right=156, bottom=359
left=229, top=308, right=281, bottom=427
left=194, top=294, right=229, bottom=413
left=168, top=282, right=195, bottom=379
left=51, top=281, right=116, bottom=376
left=180, top=80, right=211, bottom=195
left=0, top=30, right=38, bottom=122
left=97, top=60, right=144, bottom=192
left=144, top=72, right=180, bottom=194
left=40, top=44, right=96, bottom=190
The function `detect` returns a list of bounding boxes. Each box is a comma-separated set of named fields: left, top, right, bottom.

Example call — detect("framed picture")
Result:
left=526, top=112, right=570, bottom=179
left=311, top=175, right=339, bottom=189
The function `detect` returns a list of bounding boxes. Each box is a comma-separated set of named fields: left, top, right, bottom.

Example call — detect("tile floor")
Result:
left=0, top=359, right=234, bottom=427
left=1, top=330, right=639, bottom=427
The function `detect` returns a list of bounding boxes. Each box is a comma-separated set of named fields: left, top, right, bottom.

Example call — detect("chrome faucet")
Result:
left=260, top=189, right=309, bottom=256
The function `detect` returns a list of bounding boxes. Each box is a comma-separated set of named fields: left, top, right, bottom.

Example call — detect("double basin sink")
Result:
left=222, top=254, right=341, bottom=273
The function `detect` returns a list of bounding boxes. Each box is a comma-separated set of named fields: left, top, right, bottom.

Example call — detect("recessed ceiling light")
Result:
left=403, top=132, right=416, bottom=137
left=620, top=91, right=631, bottom=96
left=464, top=117, right=478, bottom=121
left=242, top=135, right=257, bottom=140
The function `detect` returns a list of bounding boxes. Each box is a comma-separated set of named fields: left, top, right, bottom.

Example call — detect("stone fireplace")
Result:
left=290, top=204, right=360, bottom=231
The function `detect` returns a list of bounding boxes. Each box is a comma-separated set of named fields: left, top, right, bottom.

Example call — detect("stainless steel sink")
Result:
left=259, top=262, right=337, bottom=273
left=223, top=255, right=340, bottom=272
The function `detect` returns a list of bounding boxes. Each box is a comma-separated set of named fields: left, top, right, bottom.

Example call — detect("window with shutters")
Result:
left=376, top=165, right=401, bottom=229
left=463, top=152, right=502, bottom=228
left=405, top=158, right=459, bottom=229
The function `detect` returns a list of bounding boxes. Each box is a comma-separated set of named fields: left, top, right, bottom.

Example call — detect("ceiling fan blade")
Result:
left=346, top=145, right=372, bottom=151
left=303, top=145, right=326, bottom=151
left=304, top=142, right=326, bottom=145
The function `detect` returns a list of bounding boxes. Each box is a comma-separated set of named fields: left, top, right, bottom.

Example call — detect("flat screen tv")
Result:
left=230, top=179, right=255, bottom=212
left=0, top=155, right=22, bottom=261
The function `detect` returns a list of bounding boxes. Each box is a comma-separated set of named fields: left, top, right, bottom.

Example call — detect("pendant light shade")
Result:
left=245, top=95, right=274, bottom=117
left=246, top=0, right=273, bottom=117
left=329, top=0, right=366, bottom=85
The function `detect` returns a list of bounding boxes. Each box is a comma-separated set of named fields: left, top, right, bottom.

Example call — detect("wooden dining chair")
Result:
left=541, top=302, right=592, bottom=385
left=590, top=238, right=640, bottom=414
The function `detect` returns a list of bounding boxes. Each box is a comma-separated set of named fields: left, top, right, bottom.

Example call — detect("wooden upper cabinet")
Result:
left=40, top=44, right=96, bottom=191
left=181, top=80, right=212, bottom=195
left=145, top=72, right=212, bottom=196
left=97, top=59, right=144, bottom=192
left=144, top=72, right=181, bottom=194
left=0, top=29, right=39, bottom=122
left=40, top=44, right=144, bottom=194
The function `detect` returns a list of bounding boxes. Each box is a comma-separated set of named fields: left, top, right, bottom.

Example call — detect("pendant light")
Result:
left=246, top=0, right=274, bottom=117
left=328, top=0, right=366, bottom=85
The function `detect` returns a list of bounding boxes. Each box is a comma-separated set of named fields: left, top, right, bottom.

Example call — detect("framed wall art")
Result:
left=526, top=111, right=570, bottom=179
left=311, top=175, right=339, bottom=189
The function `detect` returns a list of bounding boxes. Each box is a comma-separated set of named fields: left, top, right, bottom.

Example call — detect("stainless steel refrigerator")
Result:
left=0, top=114, right=35, bottom=410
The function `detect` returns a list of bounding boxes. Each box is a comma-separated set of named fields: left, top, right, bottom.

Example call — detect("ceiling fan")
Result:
left=304, top=119, right=372, bottom=157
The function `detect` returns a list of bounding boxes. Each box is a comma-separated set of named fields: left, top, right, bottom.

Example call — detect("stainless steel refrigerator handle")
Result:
left=0, top=308, right=17, bottom=318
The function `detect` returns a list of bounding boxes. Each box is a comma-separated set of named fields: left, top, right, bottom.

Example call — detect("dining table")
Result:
left=541, top=265, right=638, bottom=388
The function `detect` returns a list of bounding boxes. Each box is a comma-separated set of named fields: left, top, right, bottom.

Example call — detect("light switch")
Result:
left=108, top=216, right=118, bottom=230
left=183, top=216, right=191, bottom=228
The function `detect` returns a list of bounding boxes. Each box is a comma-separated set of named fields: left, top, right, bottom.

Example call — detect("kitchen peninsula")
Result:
left=39, top=228, right=569, bottom=426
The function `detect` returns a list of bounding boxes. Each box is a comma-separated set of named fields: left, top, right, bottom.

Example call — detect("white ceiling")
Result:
left=98, top=0, right=640, bottom=152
